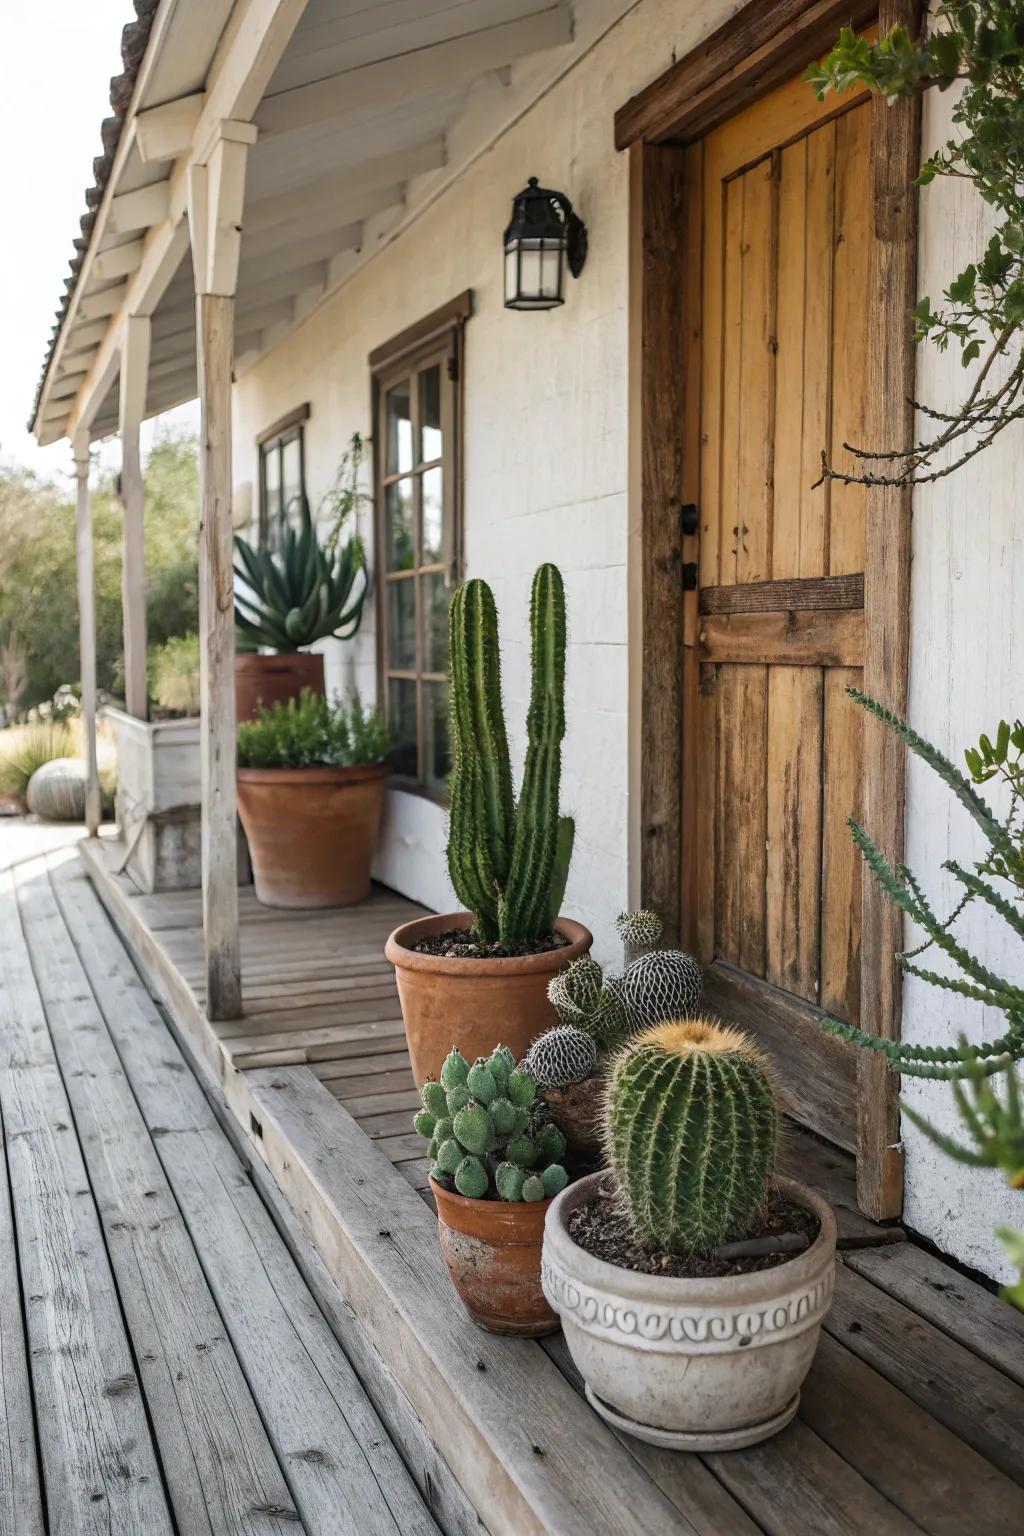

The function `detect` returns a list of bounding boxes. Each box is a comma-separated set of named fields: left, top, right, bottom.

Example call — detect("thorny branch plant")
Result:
left=808, top=3, right=1024, bottom=485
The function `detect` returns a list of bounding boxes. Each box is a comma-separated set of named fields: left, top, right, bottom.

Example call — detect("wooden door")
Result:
left=683, top=72, right=876, bottom=1153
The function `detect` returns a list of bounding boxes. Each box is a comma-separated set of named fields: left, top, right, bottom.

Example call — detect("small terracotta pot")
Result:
left=385, top=911, right=592, bottom=1087
left=431, top=1178, right=560, bottom=1337
left=235, top=651, right=325, bottom=722
left=237, top=762, right=388, bottom=908
left=541, top=1078, right=605, bottom=1174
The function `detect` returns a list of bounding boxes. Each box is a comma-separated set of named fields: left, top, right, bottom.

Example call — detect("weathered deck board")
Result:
left=0, top=868, right=173, bottom=1534
left=0, top=1055, right=44, bottom=1536
left=49, top=854, right=443, bottom=1536
left=14, top=855, right=302, bottom=1534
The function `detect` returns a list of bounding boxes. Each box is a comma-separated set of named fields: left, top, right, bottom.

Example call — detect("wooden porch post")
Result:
left=72, top=430, right=102, bottom=836
left=187, top=122, right=255, bottom=1023
left=118, top=315, right=151, bottom=720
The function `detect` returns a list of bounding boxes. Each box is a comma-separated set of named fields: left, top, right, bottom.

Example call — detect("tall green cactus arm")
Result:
left=447, top=580, right=516, bottom=940
left=502, top=564, right=568, bottom=945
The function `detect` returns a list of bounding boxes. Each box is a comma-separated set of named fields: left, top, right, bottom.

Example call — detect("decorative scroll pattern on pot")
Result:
left=541, top=1258, right=835, bottom=1354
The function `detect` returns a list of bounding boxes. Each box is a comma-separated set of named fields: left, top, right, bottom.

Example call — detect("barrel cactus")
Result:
left=525, top=1025, right=597, bottom=1088
left=617, top=947, right=704, bottom=1032
left=616, top=908, right=664, bottom=959
left=447, top=565, right=575, bottom=947
left=414, top=1045, right=569, bottom=1201
left=604, top=1018, right=779, bottom=1255
left=26, top=758, right=88, bottom=822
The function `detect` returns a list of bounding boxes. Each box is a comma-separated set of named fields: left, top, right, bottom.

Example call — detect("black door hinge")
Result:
left=681, top=561, right=698, bottom=591
left=680, top=502, right=699, bottom=537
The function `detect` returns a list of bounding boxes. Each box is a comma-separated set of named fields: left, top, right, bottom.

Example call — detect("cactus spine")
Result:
left=605, top=1019, right=779, bottom=1255
left=447, top=564, right=574, bottom=946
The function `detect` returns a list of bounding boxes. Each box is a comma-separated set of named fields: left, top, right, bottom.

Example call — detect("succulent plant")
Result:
left=525, top=1025, right=598, bottom=1088
left=616, top=947, right=704, bottom=1032
left=604, top=1018, right=779, bottom=1256
left=547, top=955, right=627, bottom=1047
left=446, top=566, right=575, bottom=947
left=415, top=1045, right=569, bottom=1201
left=234, top=492, right=368, bottom=652
left=616, top=909, right=664, bottom=959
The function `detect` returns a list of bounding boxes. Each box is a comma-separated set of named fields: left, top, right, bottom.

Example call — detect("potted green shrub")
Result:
left=233, top=448, right=369, bottom=721
left=542, top=1018, right=837, bottom=1450
left=385, top=564, right=591, bottom=1086
left=415, top=1044, right=570, bottom=1336
left=236, top=690, right=390, bottom=908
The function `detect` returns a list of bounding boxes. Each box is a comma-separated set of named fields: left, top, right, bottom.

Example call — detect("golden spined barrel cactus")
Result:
left=604, top=1019, right=779, bottom=1256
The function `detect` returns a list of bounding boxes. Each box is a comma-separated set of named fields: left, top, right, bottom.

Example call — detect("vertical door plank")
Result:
left=821, top=666, right=864, bottom=1021
left=715, top=662, right=768, bottom=975
left=800, top=120, right=836, bottom=576
left=718, top=176, right=744, bottom=586
left=772, top=137, right=808, bottom=580
left=828, top=102, right=872, bottom=575
left=735, top=156, right=777, bottom=584
left=766, top=665, right=824, bottom=1001
left=680, top=141, right=705, bottom=954
left=699, top=170, right=724, bottom=590
left=695, top=662, right=719, bottom=967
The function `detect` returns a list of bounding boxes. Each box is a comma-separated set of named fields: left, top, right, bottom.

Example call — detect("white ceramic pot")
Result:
left=542, top=1171, right=837, bottom=1451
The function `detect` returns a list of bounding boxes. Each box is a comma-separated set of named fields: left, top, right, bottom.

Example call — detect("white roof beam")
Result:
left=92, top=240, right=147, bottom=284
left=76, top=284, right=129, bottom=321
left=242, top=190, right=399, bottom=261
left=254, top=6, right=573, bottom=137
left=108, top=181, right=172, bottom=234
left=135, top=93, right=206, bottom=164
left=59, top=0, right=309, bottom=441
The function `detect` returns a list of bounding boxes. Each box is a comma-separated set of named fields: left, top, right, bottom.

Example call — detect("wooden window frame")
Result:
left=371, top=293, right=471, bottom=801
left=257, top=402, right=310, bottom=550
left=623, top=0, right=920, bottom=1219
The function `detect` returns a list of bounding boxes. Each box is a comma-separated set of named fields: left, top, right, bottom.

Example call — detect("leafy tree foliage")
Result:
left=0, top=431, right=199, bottom=711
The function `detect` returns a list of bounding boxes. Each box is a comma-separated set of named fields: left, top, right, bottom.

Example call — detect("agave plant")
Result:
left=234, top=493, right=368, bottom=653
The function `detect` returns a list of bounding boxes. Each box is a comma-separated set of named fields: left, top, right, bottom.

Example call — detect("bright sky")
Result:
left=0, top=1, right=197, bottom=490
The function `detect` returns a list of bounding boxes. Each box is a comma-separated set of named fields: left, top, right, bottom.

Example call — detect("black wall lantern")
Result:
left=503, top=177, right=587, bottom=311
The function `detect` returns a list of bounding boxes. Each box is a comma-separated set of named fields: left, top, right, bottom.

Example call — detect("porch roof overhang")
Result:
left=31, top=0, right=629, bottom=449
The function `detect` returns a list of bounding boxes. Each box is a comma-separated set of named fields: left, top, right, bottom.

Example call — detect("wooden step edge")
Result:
left=244, top=1066, right=689, bottom=1536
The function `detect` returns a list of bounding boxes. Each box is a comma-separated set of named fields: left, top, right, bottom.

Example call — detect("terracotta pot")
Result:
left=543, top=1173, right=837, bottom=1451
left=385, top=911, right=592, bottom=1088
left=540, top=1078, right=605, bottom=1174
left=234, top=651, right=325, bottom=722
left=236, top=762, right=388, bottom=908
left=431, top=1178, right=560, bottom=1337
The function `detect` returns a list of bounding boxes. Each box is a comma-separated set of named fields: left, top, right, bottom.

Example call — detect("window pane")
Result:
left=422, top=466, right=443, bottom=565
left=423, top=680, right=450, bottom=793
left=420, top=366, right=443, bottom=462
left=262, top=444, right=282, bottom=549
left=386, top=379, right=414, bottom=474
left=281, top=434, right=303, bottom=521
left=422, top=571, right=449, bottom=675
left=387, top=677, right=418, bottom=779
left=385, top=479, right=415, bottom=570
left=387, top=578, right=416, bottom=670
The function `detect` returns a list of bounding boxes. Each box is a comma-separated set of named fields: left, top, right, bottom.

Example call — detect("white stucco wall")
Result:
left=901, top=85, right=1024, bottom=1285
left=231, top=6, right=1022, bottom=1282
left=232, top=0, right=735, bottom=964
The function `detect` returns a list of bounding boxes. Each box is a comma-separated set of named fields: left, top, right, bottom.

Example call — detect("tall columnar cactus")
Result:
left=447, top=565, right=574, bottom=946
left=605, top=1019, right=779, bottom=1255
left=446, top=579, right=516, bottom=942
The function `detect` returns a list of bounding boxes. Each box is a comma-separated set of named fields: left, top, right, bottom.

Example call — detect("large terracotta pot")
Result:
left=385, top=911, right=592, bottom=1087
left=543, top=1173, right=837, bottom=1451
left=431, top=1178, right=559, bottom=1337
left=236, top=762, right=388, bottom=908
left=235, top=651, right=325, bottom=722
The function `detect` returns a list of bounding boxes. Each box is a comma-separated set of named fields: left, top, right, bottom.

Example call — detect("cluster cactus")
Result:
left=446, top=565, right=574, bottom=947
left=604, top=1018, right=779, bottom=1255
left=525, top=1025, right=598, bottom=1088
left=415, top=1045, right=569, bottom=1202
left=547, top=955, right=627, bottom=1047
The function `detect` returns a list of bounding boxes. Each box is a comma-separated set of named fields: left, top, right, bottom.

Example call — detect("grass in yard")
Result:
left=0, top=719, right=116, bottom=811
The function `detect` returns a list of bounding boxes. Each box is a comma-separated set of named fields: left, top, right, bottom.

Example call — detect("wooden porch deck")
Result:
left=0, top=841, right=445, bottom=1535
left=77, top=831, right=1024, bottom=1535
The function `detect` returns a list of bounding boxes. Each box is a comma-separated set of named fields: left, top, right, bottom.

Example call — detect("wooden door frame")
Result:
left=624, top=0, right=920, bottom=1218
